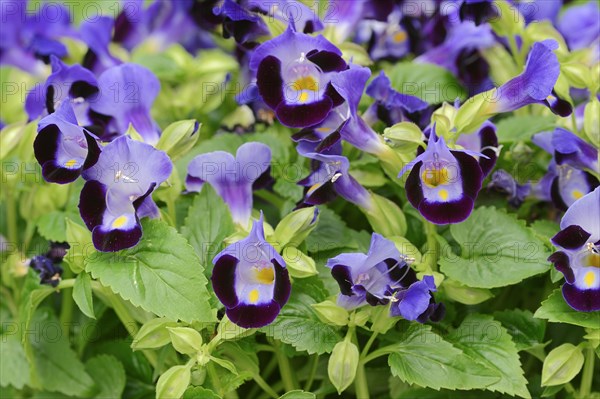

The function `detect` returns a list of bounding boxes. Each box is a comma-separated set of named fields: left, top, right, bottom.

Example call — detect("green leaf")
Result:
left=73, top=273, right=95, bottom=319
left=86, top=219, right=215, bottom=323
left=534, top=289, right=600, bottom=329
left=183, top=386, right=221, bottom=399
left=279, top=390, right=317, bottom=399
left=26, top=308, right=95, bottom=397
left=495, top=115, right=556, bottom=143
left=37, top=211, right=82, bottom=242
left=388, top=324, right=500, bottom=391
left=541, top=344, right=584, bottom=386
left=261, top=277, right=341, bottom=354
left=387, top=62, right=466, bottom=104
left=493, top=309, right=546, bottom=351
left=0, top=333, right=30, bottom=389
left=181, top=185, right=235, bottom=276
left=439, top=207, right=550, bottom=288
left=85, top=355, right=126, bottom=399
left=447, top=314, right=530, bottom=398
left=305, top=208, right=358, bottom=253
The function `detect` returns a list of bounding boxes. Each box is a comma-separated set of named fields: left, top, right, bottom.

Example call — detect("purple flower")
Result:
left=212, top=213, right=290, bottom=328
left=548, top=187, right=600, bottom=312
left=488, top=40, right=571, bottom=116
left=79, top=136, right=172, bottom=252
left=327, top=233, right=417, bottom=310
left=557, top=1, right=599, bottom=59
left=398, top=127, right=485, bottom=224
left=252, top=0, right=323, bottom=34
left=114, top=0, right=215, bottom=54
left=458, top=0, right=499, bottom=25
left=30, top=256, right=63, bottom=287
left=89, top=63, right=161, bottom=144
left=327, top=233, right=443, bottom=322
left=249, top=25, right=347, bottom=128
left=533, top=129, right=599, bottom=210
left=296, top=132, right=372, bottom=210
left=355, top=9, right=410, bottom=61
left=213, top=0, right=269, bottom=45
left=510, top=0, right=562, bottom=24
left=186, top=142, right=272, bottom=226
left=487, top=169, right=531, bottom=207
left=34, top=101, right=101, bottom=184
left=455, top=120, right=499, bottom=177
left=80, top=16, right=122, bottom=75
left=25, top=56, right=99, bottom=121
left=0, top=1, right=76, bottom=75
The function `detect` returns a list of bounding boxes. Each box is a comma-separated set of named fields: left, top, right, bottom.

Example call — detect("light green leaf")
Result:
left=183, top=386, right=221, bottom=399
left=37, top=211, right=82, bottom=242
left=85, top=355, right=126, bottom=399
left=181, top=185, right=235, bottom=276
left=494, top=309, right=546, bottom=351
left=0, top=333, right=30, bottom=389
left=495, top=115, right=556, bottom=143
left=447, top=314, right=530, bottom=398
left=388, top=324, right=500, bottom=390
left=279, top=390, right=316, bottom=399
left=541, top=344, right=584, bottom=387
left=387, top=62, right=466, bottom=104
left=86, top=219, right=215, bottom=323
left=534, top=289, right=600, bottom=329
left=73, top=273, right=95, bottom=319
left=439, top=207, right=550, bottom=288
left=305, top=208, right=358, bottom=253
left=261, top=277, right=341, bottom=354
left=26, top=308, right=95, bottom=397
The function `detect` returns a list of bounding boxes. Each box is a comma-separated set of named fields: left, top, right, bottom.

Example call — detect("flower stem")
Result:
left=353, top=328, right=370, bottom=399
left=424, top=221, right=438, bottom=272
left=579, top=345, right=595, bottom=398
left=252, top=374, right=279, bottom=399
left=58, top=268, right=74, bottom=338
left=304, top=354, right=319, bottom=391
left=274, top=340, right=297, bottom=391
left=6, top=189, right=18, bottom=244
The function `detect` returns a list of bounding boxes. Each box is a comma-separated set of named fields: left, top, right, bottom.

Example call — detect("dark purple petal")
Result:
left=419, top=196, right=475, bottom=225
left=272, top=259, right=291, bottom=307
left=275, top=96, right=333, bottom=128
left=256, top=56, right=284, bottom=108
left=331, top=265, right=353, bottom=296
left=212, top=254, right=240, bottom=308
left=562, top=283, right=600, bottom=312
left=405, top=161, right=425, bottom=210
left=548, top=251, right=575, bottom=284
left=226, top=300, right=281, bottom=328
left=451, top=150, right=483, bottom=200
left=478, top=123, right=498, bottom=177
left=79, top=181, right=108, bottom=230
left=91, top=217, right=142, bottom=252
left=551, top=225, right=592, bottom=250
left=307, top=50, right=347, bottom=72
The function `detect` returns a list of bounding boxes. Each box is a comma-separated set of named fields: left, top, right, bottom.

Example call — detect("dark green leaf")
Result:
left=493, top=309, right=546, bottom=351
left=73, top=273, right=95, bottom=319
left=0, top=333, right=30, bottom=389
left=495, top=116, right=556, bottom=143
left=86, top=219, right=215, bottom=323
left=388, top=62, right=466, bottom=104
left=305, top=208, right=358, bottom=253
left=85, top=355, right=126, bottom=399
left=183, top=386, right=221, bottom=399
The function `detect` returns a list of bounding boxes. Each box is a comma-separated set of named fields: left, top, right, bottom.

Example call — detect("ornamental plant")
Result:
left=1, top=1, right=599, bottom=399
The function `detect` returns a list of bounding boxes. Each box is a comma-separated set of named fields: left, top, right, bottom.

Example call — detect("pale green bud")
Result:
left=156, top=120, right=200, bottom=161
left=328, top=340, right=360, bottom=394
left=156, top=364, right=192, bottom=399
left=132, top=318, right=178, bottom=350
left=274, top=207, right=319, bottom=248
left=541, top=343, right=584, bottom=386
left=282, top=247, right=318, bottom=278
left=311, top=300, right=349, bottom=326
left=362, top=193, right=407, bottom=237
left=584, top=98, right=600, bottom=148
left=167, top=327, right=203, bottom=355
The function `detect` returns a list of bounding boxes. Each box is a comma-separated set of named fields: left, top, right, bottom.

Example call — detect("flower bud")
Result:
left=584, top=98, right=600, bottom=148
left=274, top=207, right=319, bottom=248
left=328, top=340, right=359, bottom=394
left=383, top=122, right=425, bottom=153
left=541, top=343, right=584, bottom=386
left=442, top=279, right=493, bottom=305
left=282, top=247, right=318, bottom=278
left=311, top=300, right=349, bottom=326
left=156, top=120, right=200, bottom=161
left=156, top=364, right=191, bottom=399
left=132, top=318, right=178, bottom=350
left=167, top=327, right=203, bottom=355
left=362, top=193, right=407, bottom=237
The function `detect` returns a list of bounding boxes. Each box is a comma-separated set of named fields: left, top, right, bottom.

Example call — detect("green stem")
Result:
left=579, top=346, right=596, bottom=398
left=58, top=268, right=74, bottom=338
left=274, top=340, right=297, bottom=391
left=424, top=221, right=438, bottom=272
left=249, top=355, right=279, bottom=399
left=353, top=329, right=370, bottom=399
left=362, top=344, right=398, bottom=365
left=167, top=199, right=177, bottom=226
left=304, top=354, right=319, bottom=391
left=0, top=286, right=17, bottom=316
left=255, top=190, right=286, bottom=210
left=252, top=374, right=279, bottom=399
left=360, top=332, right=379, bottom=360
left=6, top=189, right=18, bottom=244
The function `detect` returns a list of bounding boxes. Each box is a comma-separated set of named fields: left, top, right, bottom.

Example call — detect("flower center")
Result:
left=64, top=159, right=78, bottom=169
left=253, top=263, right=275, bottom=284
left=292, top=75, right=318, bottom=92
left=421, top=167, right=451, bottom=188
left=583, top=252, right=600, bottom=268
left=111, top=215, right=129, bottom=229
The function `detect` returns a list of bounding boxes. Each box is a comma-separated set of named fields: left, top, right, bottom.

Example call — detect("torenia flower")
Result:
left=486, top=40, right=570, bottom=117
left=213, top=0, right=269, bottom=45
left=549, top=187, right=600, bottom=311
left=212, top=214, right=290, bottom=328
left=186, top=142, right=272, bottom=226
left=89, top=64, right=161, bottom=144
left=34, top=101, right=101, bottom=184
left=327, top=233, right=443, bottom=322
left=487, top=170, right=531, bottom=207
left=249, top=25, right=347, bottom=128
left=297, top=133, right=372, bottom=210
left=25, top=56, right=99, bottom=120
left=533, top=129, right=599, bottom=210
left=455, top=120, right=499, bottom=177
left=399, top=126, right=485, bottom=224
left=80, top=16, right=122, bottom=75
left=557, top=1, right=599, bottom=59
left=79, top=136, right=172, bottom=252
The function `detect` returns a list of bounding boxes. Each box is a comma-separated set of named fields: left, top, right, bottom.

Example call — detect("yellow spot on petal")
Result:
left=584, top=253, right=600, bottom=268
left=393, top=31, right=407, bottom=43
left=316, top=127, right=330, bottom=133
left=422, top=167, right=450, bottom=188
left=438, top=189, right=449, bottom=201
left=572, top=190, right=584, bottom=200
left=64, top=159, right=78, bottom=169
left=255, top=267, right=275, bottom=284
left=112, top=215, right=128, bottom=229
left=293, top=75, right=318, bottom=92
left=584, top=271, right=596, bottom=287
left=299, top=91, right=309, bottom=103
left=248, top=289, right=259, bottom=303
